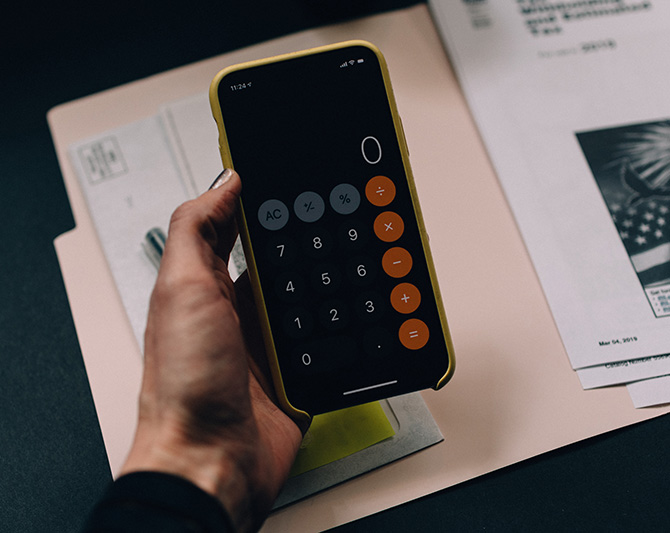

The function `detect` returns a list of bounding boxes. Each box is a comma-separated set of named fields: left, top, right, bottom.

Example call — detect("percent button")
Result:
left=329, top=183, right=361, bottom=215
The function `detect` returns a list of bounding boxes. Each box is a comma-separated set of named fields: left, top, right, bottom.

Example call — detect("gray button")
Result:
left=294, top=191, right=325, bottom=223
left=258, top=199, right=289, bottom=230
left=330, top=183, right=361, bottom=215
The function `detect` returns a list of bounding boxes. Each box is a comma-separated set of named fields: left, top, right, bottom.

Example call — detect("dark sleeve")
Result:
left=82, top=472, right=235, bottom=532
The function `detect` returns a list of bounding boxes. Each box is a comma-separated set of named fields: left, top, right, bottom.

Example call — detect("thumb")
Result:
left=162, top=169, right=242, bottom=269
left=203, top=168, right=242, bottom=259
left=202, top=168, right=242, bottom=229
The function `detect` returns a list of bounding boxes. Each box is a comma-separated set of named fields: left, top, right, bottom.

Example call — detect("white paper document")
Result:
left=68, top=93, right=244, bottom=347
left=429, top=0, right=670, bottom=406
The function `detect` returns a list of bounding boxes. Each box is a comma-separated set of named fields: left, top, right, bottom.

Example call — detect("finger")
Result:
left=202, top=169, right=243, bottom=259
left=160, top=170, right=241, bottom=274
left=234, top=271, right=274, bottom=393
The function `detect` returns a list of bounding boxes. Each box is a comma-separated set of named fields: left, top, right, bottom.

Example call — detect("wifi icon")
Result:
left=348, top=60, right=355, bottom=65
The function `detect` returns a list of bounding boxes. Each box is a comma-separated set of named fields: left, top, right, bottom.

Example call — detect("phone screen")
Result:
left=216, top=44, right=451, bottom=415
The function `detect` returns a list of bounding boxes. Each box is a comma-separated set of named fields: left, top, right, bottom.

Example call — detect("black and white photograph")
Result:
left=578, top=120, right=670, bottom=317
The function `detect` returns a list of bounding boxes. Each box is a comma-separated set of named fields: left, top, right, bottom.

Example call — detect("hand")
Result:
left=121, top=169, right=303, bottom=532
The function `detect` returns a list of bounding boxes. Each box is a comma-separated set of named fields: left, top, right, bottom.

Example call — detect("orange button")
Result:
left=373, top=211, right=404, bottom=242
left=366, top=175, right=396, bottom=207
left=399, top=318, right=430, bottom=350
left=382, top=247, right=413, bottom=278
left=390, top=282, right=421, bottom=314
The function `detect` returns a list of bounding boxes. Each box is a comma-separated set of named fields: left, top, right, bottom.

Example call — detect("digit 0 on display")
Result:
left=210, top=40, right=455, bottom=423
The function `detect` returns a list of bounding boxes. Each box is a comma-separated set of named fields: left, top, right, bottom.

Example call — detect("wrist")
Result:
left=121, top=417, right=258, bottom=531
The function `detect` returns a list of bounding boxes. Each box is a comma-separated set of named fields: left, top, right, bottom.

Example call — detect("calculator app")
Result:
left=217, top=44, right=451, bottom=414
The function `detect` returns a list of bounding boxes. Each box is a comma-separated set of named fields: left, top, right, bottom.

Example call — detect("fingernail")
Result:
left=209, top=168, right=234, bottom=190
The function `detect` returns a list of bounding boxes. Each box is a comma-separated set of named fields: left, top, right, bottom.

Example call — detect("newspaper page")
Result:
left=429, top=0, right=670, bottom=406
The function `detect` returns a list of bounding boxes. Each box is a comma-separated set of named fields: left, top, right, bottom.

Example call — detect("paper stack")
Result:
left=430, top=0, right=670, bottom=407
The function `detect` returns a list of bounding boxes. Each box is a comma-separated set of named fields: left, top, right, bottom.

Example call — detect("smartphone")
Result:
left=210, top=40, right=454, bottom=422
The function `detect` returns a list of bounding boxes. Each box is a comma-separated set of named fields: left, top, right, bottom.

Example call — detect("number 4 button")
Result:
left=275, top=272, right=304, bottom=303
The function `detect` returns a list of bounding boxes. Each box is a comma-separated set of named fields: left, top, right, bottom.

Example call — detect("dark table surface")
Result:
left=2, top=1, right=669, bottom=531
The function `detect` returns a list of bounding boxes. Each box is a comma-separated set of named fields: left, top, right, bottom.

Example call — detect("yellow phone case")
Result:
left=209, top=40, right=455, bottom=423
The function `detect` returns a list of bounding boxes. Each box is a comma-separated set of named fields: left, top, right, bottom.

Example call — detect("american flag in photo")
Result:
left=611, top=199, right=670, bottom=287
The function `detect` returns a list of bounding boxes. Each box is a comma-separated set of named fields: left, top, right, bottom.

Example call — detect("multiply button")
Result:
left=390, top=282, right=421, bottom=314
left=382, top=247, right=413, bottom=278
left=258, top=199, right=289, bottom=231
left=366, top=175, right=396, bottom=207
left=374, top=211, right=404, bottom=242
left=399, top=318, right=429, bottom=350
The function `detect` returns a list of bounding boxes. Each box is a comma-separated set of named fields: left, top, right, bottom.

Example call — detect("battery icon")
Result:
left=357, top=59, right=364, bottom=64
